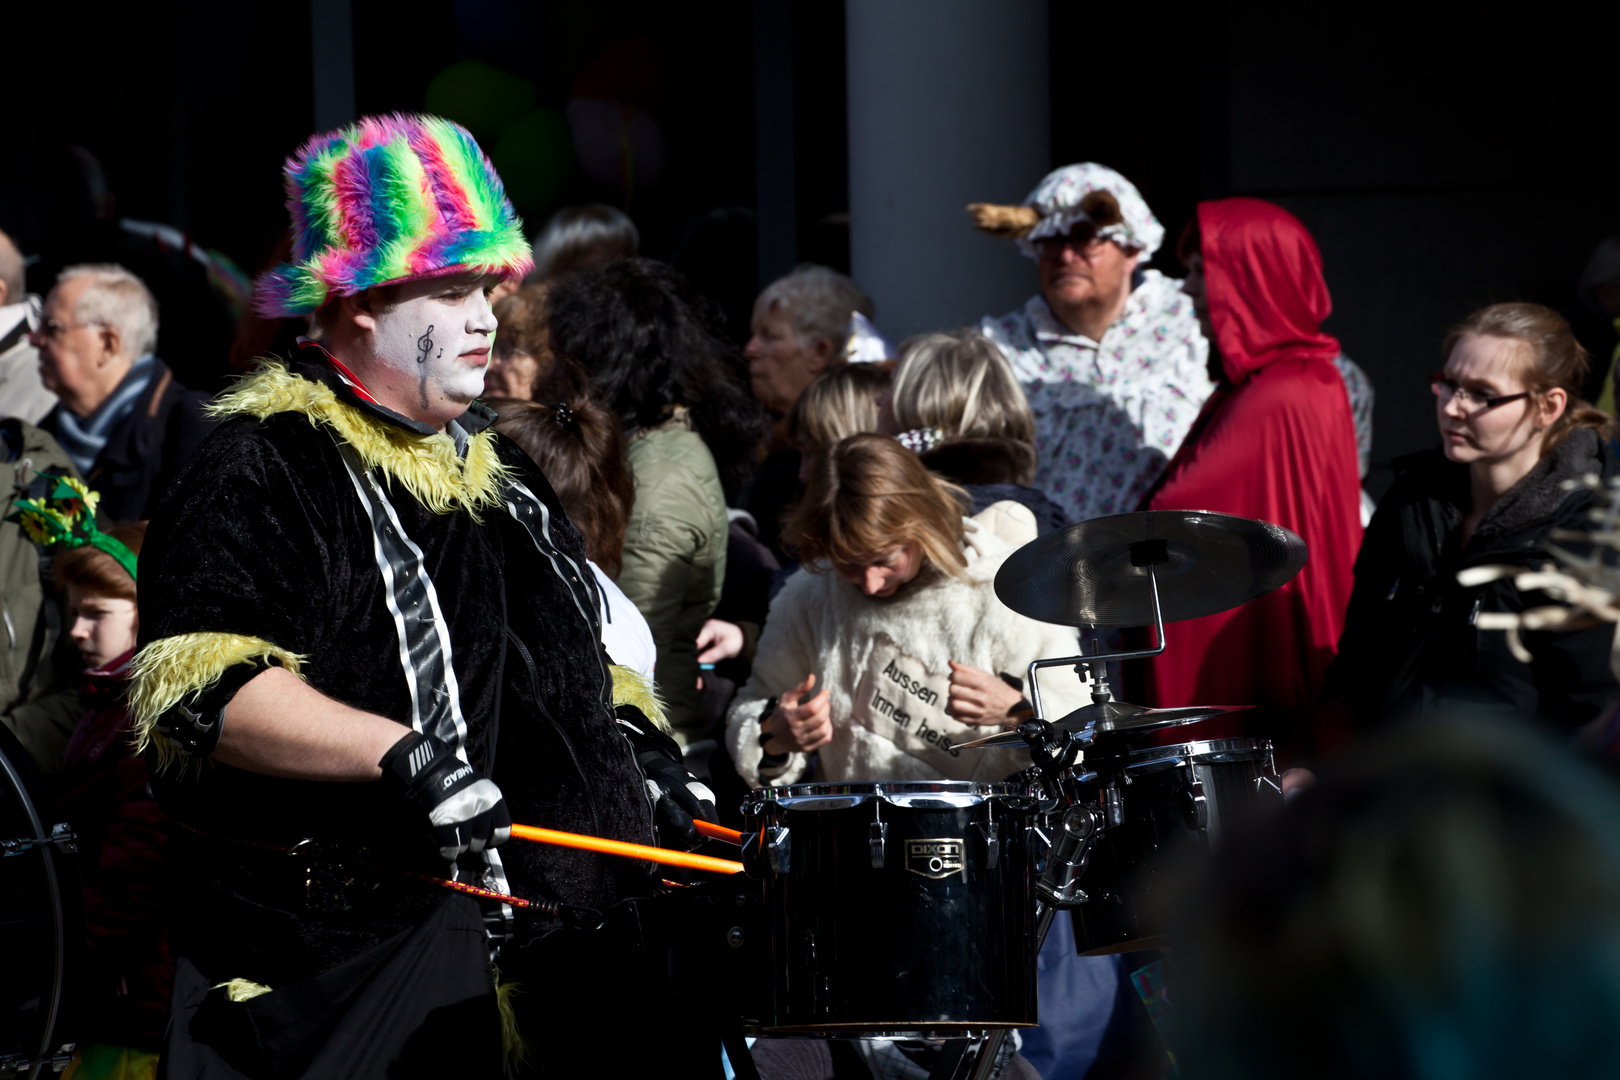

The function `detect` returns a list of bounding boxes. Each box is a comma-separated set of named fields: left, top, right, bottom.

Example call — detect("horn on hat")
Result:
left=967, top=203, right=1041, bottom=238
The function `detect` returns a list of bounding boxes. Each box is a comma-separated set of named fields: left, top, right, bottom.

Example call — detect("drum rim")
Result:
left=753, top=779, right=1029, bottom=799
left=0, top=744, right=69, bottom=1074
left=1125, top=736, right=1273, bottom=766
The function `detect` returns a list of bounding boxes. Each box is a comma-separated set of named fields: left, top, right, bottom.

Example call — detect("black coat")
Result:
left=44, top=358, right=215, bottom=521
left=1325, top=428, right=1619, bottom=734
left=921, top=436, right=1068, bottom=535
left=137, top=361, right=654, bottom=987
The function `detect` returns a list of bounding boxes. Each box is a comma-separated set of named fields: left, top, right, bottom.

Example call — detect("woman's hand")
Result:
left=763, top=673, right=833, bottom=754
left=945, top=661, right=1026, bottom=726
left=696, top=618, right=746, bottom=665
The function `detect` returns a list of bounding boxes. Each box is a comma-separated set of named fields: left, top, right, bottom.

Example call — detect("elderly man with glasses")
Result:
left=35, top=263, right=212, bottom=518
left=974, top=163, right=1212, bottom=526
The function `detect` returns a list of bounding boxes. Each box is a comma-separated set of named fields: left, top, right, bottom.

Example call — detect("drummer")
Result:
left=724, top=433, right=1085, bottom=788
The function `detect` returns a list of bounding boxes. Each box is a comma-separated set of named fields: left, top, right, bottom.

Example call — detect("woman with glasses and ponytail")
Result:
left=1324, top=302, right=1619, bottom=739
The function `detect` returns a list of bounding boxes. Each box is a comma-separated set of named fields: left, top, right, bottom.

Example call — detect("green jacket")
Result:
left=1, top=418, right=87, bottom=773
left=617, top=415, right=729, bottom=740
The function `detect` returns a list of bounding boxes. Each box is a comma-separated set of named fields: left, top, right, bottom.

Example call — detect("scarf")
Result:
left=55, top=354, right=156, bottom=475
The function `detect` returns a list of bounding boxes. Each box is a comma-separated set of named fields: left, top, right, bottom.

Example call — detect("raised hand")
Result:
left=764, top=672, right=833, bottom=753
left=696, top=618, right=746, bottom=665
left=945, top=660, right=1028, bottom=726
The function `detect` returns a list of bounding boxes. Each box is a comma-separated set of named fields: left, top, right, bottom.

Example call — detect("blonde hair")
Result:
left=1443, top=303, right=1616, bottom=454
left=785, top=363, right=891, bottom=454
left=892, top=330, right=1036, bottom=446
left=786, top=434, right=969, bottom=578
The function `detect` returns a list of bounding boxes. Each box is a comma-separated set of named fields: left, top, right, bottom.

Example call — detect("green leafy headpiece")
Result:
left=5, top=474, right=137, bottom=582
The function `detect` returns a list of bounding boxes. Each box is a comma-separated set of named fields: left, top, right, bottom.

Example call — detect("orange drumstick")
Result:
left=509, top=823, right=744, bottom=875
left=694, top=820, right=744, bottom=845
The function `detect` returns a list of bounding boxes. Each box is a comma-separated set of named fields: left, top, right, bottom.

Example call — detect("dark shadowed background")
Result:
left=5, top=1, right=1617, bottom=497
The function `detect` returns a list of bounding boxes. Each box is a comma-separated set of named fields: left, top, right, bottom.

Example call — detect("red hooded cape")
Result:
left=1135, top=198, right=1362, bottom=749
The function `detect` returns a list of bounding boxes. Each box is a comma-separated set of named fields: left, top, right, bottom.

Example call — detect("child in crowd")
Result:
left=724, top=434, right=1084, bottom=787
left=489, top=397, right=656, bottom=679
left=888, top=329, right=1066, bottom=539
left=785, top=361, right=892, bottom=482
left=37, top=509, right=170, bottom=1080
left=697, top=362, right=892, bottom=704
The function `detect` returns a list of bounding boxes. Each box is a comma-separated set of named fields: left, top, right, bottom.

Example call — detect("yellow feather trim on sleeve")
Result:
left=206, top=362, right=513, bottom=519
left=130, top=632, right=307, bottom=768
left=609, top=663, right=671, bottom=735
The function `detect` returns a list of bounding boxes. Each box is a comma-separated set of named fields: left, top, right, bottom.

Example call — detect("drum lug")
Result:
left=1182, top=781, right=1208, bottom=830
left=869, top=821, right=888, bottom=868
left=1254, top=774, right=1283, bottom=798
left=766, top=826, right=791, bottom=874
left=977, top=821, right=1000, bottom=865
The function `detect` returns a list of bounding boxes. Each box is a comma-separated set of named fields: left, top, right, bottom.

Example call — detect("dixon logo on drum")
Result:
left=906, top=839, right=964, bottom=879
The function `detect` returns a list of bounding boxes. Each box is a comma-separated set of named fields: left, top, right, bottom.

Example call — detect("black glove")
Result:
left=615, top=705, right=718, bottom=851
left=379, top=731, right=511, bottom=863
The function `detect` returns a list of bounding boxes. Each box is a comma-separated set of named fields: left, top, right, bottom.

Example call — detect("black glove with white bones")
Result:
left=379, top=731, right=512, bottom=864
left=615, top=704, right=718, bottom=851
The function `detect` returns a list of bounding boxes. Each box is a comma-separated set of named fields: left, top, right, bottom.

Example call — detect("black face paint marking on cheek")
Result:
left=416, top=325, right=435, bottom=408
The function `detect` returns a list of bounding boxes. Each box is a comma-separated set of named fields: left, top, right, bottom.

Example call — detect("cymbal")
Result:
left=994, top=510, right=1307, bottom=628
left=957, top=701, right=1251, bottom=749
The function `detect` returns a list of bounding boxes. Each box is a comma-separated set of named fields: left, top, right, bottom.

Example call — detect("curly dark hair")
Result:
left=546, top=258, right=765, bottom=501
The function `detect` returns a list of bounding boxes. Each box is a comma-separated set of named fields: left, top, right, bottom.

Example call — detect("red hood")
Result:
left=1201, top=197, right=1341, bottom=384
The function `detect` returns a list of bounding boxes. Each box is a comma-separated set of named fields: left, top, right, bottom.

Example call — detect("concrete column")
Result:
left=846, top=0, right=1049, bottom=339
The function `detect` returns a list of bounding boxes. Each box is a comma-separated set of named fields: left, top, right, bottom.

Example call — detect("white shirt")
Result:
left=591, top=560, right=656, bottom=679
left=981, top=272, right=1212, bottom=524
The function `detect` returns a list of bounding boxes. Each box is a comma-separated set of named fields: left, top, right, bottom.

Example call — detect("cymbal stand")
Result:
left=1021, top=556, right=1167, bottom=728
left=965, top=561, right=1170, bottom=1080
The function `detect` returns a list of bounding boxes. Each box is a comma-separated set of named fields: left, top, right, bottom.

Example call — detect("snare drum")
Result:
left=1070, top=737, right=1281, bottom=956
left=743, top=780, right=1038, bottom=1037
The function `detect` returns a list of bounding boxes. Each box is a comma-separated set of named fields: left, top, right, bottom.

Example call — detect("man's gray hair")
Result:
left=59, top=263, right=159, bottom=359
left=755, top=264, right=874, bottom=354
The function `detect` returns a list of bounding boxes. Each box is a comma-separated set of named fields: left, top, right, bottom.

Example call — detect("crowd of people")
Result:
left=3, top=111, right=1620, bottom=1080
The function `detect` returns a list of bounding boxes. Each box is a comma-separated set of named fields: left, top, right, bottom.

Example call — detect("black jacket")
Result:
left=44, top=358, right=215, bottom=521
left=1325, top=428, right=1618, bottom=734
left=921, top=436, right=1068, bottom=535
left=136, top=360, right=654, bottom=987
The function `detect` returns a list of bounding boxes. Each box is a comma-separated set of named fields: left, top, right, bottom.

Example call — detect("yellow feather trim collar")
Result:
left=207, top=362, right=512, bottom=517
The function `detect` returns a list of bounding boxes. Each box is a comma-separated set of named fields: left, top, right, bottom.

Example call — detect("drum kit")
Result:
left=725, top=510, right=1308, bottom=1078
left=0, top=507, right=1308, bottom=1080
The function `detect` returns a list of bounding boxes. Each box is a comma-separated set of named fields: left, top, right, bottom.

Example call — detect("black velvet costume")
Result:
left=133, top=358, right=658, bottom=1067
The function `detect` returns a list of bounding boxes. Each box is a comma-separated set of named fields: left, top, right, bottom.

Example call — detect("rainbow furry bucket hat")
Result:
left=254, top=113, right=534, bottom=318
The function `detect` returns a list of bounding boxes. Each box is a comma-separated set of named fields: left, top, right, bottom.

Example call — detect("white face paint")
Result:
left=359, top=271, right=499, bottom=426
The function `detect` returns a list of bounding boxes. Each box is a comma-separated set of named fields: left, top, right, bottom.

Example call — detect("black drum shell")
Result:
left=1070, top=737, right=1280, bottom=955
left=744, top=782, right=1037, bottom=1037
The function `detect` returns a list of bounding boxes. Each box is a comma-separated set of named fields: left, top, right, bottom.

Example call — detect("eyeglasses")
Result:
left=30, top=317, right=104, bottom=342
left=1429, top=373, right=1533, bottom=412
left=1035, top=231, right=1108, bottom=259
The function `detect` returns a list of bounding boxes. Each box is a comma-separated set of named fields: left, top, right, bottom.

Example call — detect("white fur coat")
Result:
left=726, top=516, right=1085, bottom=787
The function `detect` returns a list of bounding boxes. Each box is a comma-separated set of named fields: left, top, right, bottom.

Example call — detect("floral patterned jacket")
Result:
left=981, top=273, right=1213, bottom=524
